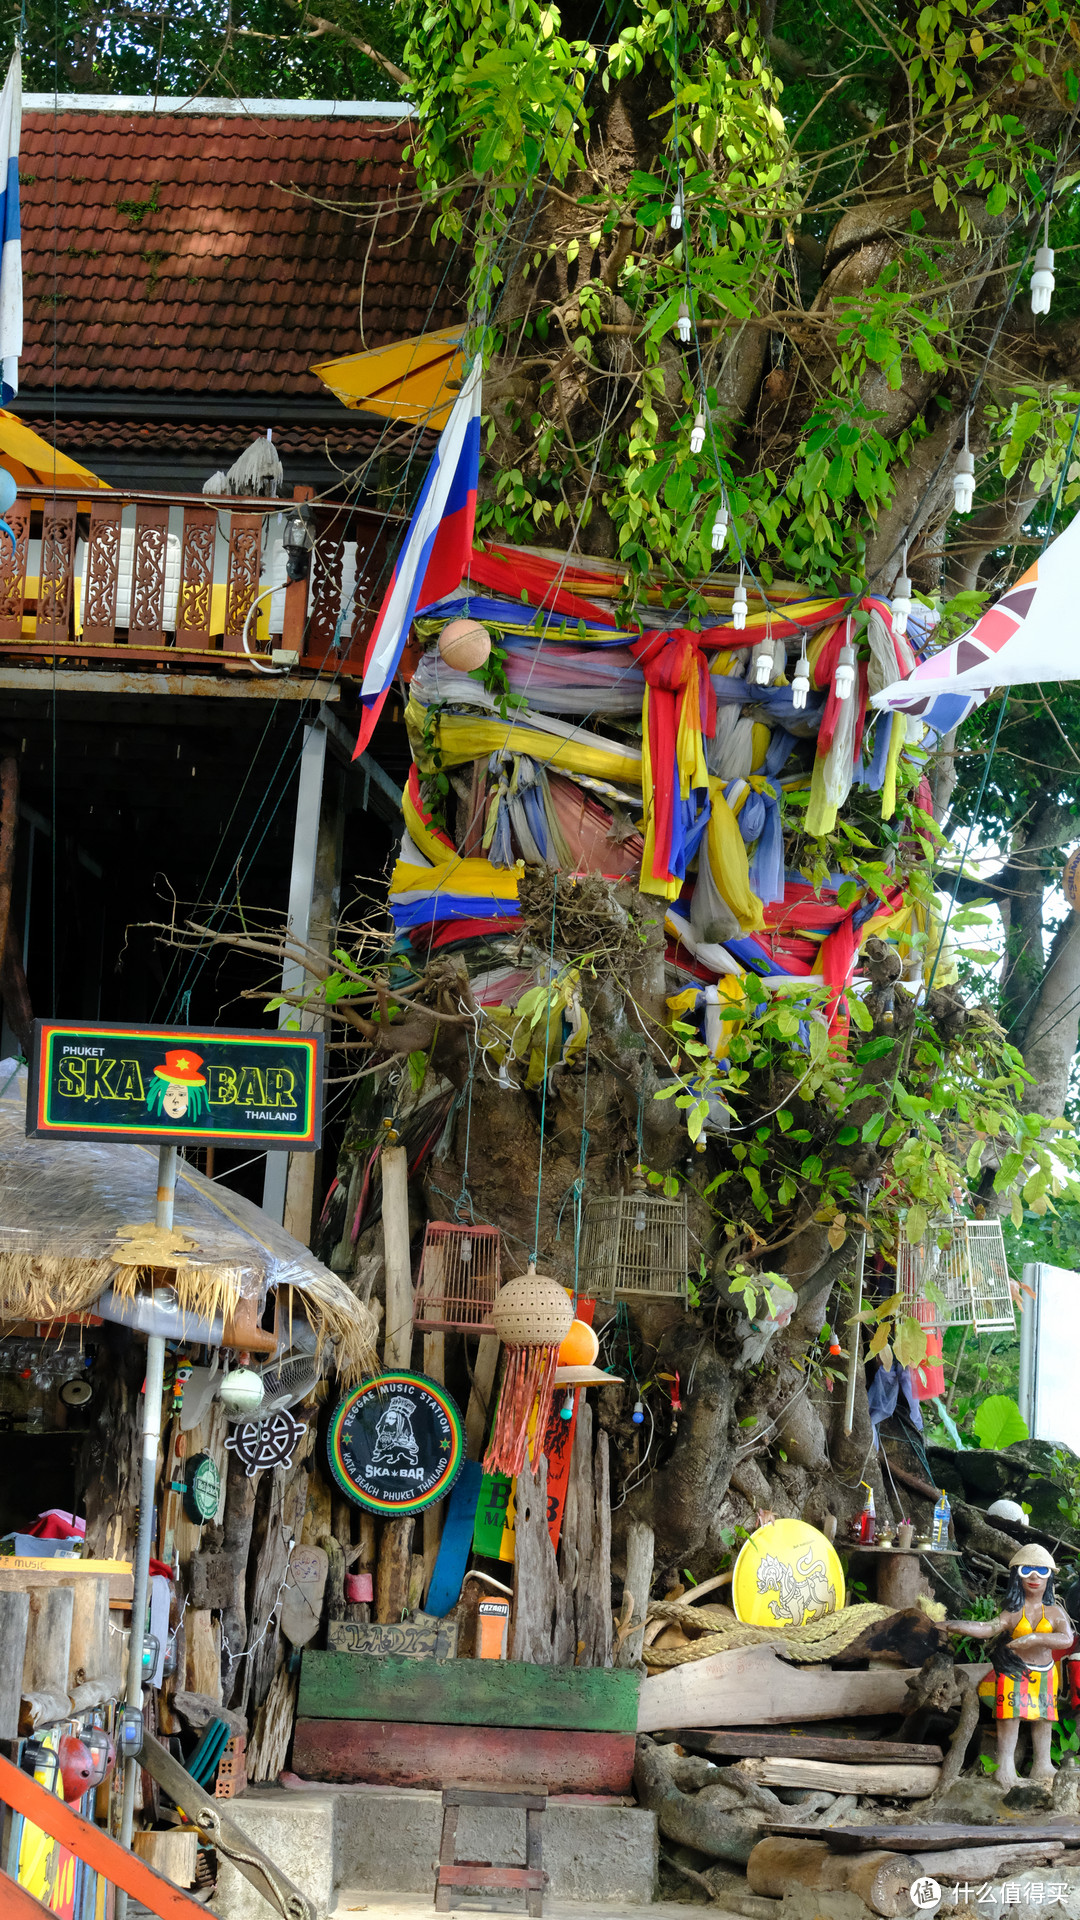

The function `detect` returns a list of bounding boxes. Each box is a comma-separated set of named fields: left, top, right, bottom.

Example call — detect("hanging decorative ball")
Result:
left=438, top=618, right=492, bottom=672
left=689, top=411, right=707, bottom=455
left=491, top=1266, right=573, bottom=1346
left=1031, top=244, right=1055, bottom=317
left=711, top=502, right=729, bottom=553
left=676, top=299, right=692, bottom=344
left=791, top=647, right=811, bottom=711
left=558, top=1318, right=600, bottom=1368
left=834, top=641, right=857, bottom=701
left=218, top=1365, right=265, bottom=1417
left=953, top=447, right=975, bottom=514
left=731, top=580, right=748, bottom=631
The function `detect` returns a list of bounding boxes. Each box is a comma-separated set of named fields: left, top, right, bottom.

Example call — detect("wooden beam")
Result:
left=675, top=1731, right=944, bottom=1766
left=0, top=666, right=341, bottom=700
left=771, top=1823, right=1080, bottom=1855
left=638, top=1644, right=918, bottom=1732
left=292, top=1719, right=636, bottom=1792
left=298, top=1652, right=641, bottom=1732
left=0, top=1753, right=208, bottom=1918
left=381, top=1143, right=414, bottom=1367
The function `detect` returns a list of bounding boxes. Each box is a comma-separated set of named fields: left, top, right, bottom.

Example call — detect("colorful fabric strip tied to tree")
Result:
left=631, top=628, right=716, bottom=898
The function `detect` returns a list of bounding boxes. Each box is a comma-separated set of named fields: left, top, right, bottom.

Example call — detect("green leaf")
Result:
left=906, top=1202, right=928, bottom=1244
left=986, top=180, right=1008, bottom=216
left=856, top=1037, right=898, bottom=1064
left=894, top=1315, right=929, bottom=1369
left=836, top=1126, right=859, bottom=1145
left=972, top=1394, right=1029, bottom=1450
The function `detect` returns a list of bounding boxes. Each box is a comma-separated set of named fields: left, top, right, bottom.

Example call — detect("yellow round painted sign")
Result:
left=732, top=1518, right=845, bottom=1628
left=1063, top=847, right=1080, bottom=914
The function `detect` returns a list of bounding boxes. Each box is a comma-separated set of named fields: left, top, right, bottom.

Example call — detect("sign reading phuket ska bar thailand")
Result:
left=26, top=1021, right=323, bottom=1148
left=327, top=1372, right=466, bottom=1515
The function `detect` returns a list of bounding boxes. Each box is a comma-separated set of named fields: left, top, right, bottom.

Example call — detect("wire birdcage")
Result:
left=580, top=1181, right=689, bottom=1302
left=412, top=1222, right=502, bottom=1333
left=897, top=1213, right=1015, bottom=1334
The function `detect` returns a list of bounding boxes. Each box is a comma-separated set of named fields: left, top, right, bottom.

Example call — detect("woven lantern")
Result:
left=438, top=618, right=491, bottom=672
left=484, top=1265, right=573, bottom=1477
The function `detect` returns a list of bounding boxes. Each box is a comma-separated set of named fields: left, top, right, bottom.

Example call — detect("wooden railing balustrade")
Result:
left=0, top=485, right=393, bottom=676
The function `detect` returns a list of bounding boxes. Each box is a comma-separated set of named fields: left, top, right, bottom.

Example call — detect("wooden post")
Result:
left=381, top=1143, right=414, bottom=1367
left=464, top=1336, right=500, bottom=1459
left=615, top=1522, right=654, bottom=1668
left=281, top=484, right=314, bottom=655
left=375, top=1519, right=415, bottom=1623
left=22, top=1584, right=75, bottom=1727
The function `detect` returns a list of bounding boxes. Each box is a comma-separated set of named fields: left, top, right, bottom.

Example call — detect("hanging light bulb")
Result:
left=752, top=635, right=774, bottom=686
left=559, top=1390, right=575, bottom=1422
left=791, top=641, right=810, bottom=710
left=711, top=498, right=729, bottom=553
left=461, top=1235, right=473, bottom=1264
left=676, top=298, right=691, bottom=344
left=631, top=1398, right=645, bottom=1425
left=953, top=415, right=975, bottom=513
left=834, top=638, right=856, bottom=701
left=732, top=567, right=748, bottom=631
left=1031, top=207, right=1055, bottom=316
left=670, top=179, right=685, bottom=231
left=634, top=1199, right=647, bottom=1232
left=690, top=409, right=706, bottom=455
left=892, top=545, right=913, bottom=637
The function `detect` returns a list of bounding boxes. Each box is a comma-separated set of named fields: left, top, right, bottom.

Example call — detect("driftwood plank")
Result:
left=744, top=1756, right=941, bottom=1797
left=0, top=1591, right=29, bottom=1738
left=766, top=1823, right=1080, bottom=1854
left=638, top=1644, right=918, bottom=1732
left=676, top=1730, right=943, bottom=1765
left=298, top=1651, right=640, bottom=1731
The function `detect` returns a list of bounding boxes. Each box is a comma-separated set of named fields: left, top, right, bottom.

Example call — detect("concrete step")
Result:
left=210, top=1785, right=659, bottom=1920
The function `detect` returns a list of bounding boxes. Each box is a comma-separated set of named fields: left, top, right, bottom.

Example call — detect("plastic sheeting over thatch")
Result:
left=0, top=1062, right=377, bottom=1380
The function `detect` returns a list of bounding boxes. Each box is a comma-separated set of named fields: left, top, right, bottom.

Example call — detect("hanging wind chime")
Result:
left=483, top=1265, right=574, bottom=1478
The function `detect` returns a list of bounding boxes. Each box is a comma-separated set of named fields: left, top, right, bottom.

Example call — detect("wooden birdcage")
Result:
left=898, top=1213, right=1015, bottom=1334
left=580, top=1180, right=689, bottom=1303
left=412, top=1222, right=502, bottom=1332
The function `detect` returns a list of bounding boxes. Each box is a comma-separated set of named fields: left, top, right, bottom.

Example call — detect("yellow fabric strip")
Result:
left=407, top=697, right=643, bottom=788
left=390, top=856, right=523, bottom=900
left=401, top=781, right=457, bottom=867
left=882, top=712, right=907, bottom=821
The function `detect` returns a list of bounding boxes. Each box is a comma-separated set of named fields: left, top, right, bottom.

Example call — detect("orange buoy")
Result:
left=558, top=1319, right=599, bottom=1368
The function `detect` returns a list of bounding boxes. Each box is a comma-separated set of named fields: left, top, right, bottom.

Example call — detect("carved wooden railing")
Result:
left=0, top=485, right=393, bottom=676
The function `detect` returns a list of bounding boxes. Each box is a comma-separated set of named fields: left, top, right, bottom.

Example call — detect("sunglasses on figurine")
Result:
left=1017, top=1565, right=1049, bottom=1578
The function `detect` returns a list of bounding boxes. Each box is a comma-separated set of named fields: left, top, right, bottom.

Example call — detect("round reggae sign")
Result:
left=327, top=1371, right=465, bottom=1515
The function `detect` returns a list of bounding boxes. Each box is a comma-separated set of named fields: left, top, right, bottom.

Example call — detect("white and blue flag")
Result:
left=0, top=51, right=22, bottom=404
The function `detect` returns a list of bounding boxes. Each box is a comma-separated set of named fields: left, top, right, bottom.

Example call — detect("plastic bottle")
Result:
left=931, top=1488, right=951, bottom=1550
left=856, top=1486, right=876, bottom=1544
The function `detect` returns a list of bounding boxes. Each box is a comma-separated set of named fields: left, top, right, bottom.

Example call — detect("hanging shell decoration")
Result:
left=484, top=1264, right=573, bottom=1478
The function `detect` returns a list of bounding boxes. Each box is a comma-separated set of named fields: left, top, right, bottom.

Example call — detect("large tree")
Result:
left=157, top=0, right=1080, bottom=1575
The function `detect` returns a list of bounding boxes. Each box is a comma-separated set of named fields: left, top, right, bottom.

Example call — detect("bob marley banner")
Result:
left=27, top=1021, right=322, bottom=1148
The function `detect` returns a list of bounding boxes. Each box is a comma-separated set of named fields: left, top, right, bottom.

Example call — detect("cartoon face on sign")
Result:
left=372, top=1396, right=420, bottom=1468
left=146, top=1049, right=211, bottom=1126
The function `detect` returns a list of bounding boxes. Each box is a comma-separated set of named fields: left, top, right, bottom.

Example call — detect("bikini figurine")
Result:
left=941, top=1544, right=1073, bottom=1789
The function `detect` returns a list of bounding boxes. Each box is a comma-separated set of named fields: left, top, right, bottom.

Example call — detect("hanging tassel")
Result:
left=484, top=1343, right=561, bottom=1478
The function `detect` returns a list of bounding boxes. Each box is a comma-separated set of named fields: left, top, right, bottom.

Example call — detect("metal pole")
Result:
left=843, top=1229, right=867, bottom=1438
left=263, top=721, right=327, bottom=1226
left=115, top=1143, right=175, bottom=1910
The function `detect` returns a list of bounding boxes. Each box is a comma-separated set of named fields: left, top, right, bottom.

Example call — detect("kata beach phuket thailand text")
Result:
left=6, top=2, right=1080, bottom=1918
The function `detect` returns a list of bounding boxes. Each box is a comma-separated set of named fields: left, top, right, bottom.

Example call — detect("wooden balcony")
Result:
left=0, top=484, right=393, bottom=679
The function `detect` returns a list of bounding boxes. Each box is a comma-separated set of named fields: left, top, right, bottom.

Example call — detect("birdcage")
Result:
left=897, top=1213, right=1014, bottom=1334
left=412, top=1222, right=502, bottom=1332
left=580, top=1181, right=689, bottom=1302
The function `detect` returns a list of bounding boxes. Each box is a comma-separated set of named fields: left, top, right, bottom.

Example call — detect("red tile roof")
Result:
left=20, top=109, right=467, bottom=397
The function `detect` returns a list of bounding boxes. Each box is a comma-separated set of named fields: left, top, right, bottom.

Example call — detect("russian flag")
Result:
left=354, top=358, right=481, bottom=758
left=0, top=52, right=21, bottom=405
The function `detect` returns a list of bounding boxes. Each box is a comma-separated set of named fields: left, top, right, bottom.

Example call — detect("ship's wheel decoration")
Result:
left=225, top=1409, right=305, bottom=1478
